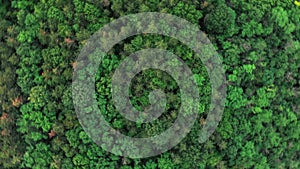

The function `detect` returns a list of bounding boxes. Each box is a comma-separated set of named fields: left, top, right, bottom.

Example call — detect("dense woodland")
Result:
left=0, top=0, right=299, bottom=168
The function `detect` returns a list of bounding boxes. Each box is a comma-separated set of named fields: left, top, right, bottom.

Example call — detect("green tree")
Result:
left=204, top=3, right=237, bottom=36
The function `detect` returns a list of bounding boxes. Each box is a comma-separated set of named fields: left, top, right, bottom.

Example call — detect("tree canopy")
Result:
left=0, top=0, right=299, bottom=168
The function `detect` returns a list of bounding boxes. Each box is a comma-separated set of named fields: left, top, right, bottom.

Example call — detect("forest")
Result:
left=0, top=0, right=299, bottom=168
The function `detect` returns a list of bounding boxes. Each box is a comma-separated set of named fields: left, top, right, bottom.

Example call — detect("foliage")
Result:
left=0, top=0, right=299, bottom=168
left=204, top=2, right=237, bottom=36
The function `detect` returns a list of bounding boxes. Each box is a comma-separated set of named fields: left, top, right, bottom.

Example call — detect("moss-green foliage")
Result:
left=0, top=0, right=299, bottom=168
left=204, top=3, right=237, bottom=36
left=0, top=2, right=25, bottom=168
